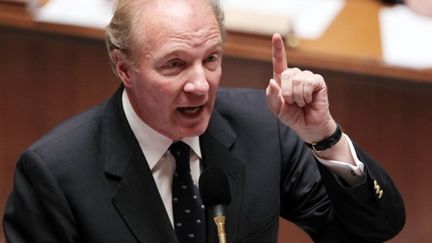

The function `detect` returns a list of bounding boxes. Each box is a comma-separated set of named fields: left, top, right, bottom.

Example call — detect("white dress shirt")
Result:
left=122, top=91, right=202, bottom=226
left=121, top=90, right=365, bottom=226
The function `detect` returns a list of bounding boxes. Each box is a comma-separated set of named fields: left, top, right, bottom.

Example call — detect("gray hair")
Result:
left=105, top=0, right=225, bottom=75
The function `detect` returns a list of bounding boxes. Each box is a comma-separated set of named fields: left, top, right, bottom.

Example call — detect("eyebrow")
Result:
left=159, top=40, right=224, bottom=59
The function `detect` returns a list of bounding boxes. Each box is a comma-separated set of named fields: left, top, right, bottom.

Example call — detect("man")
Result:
left=3, top=0, right=405, bottom=242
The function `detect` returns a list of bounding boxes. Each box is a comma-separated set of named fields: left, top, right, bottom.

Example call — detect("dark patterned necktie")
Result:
left=170, top=141, right=206, bottom=243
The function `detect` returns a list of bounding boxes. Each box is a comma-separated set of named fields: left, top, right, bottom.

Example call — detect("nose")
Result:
left=184, top=64, right=209, bottom=95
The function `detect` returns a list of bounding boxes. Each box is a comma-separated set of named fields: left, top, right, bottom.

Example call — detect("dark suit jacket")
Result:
left=3, top=88, right=405, bottom=243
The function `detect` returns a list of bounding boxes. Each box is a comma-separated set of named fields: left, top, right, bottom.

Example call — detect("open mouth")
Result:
left=177, top=105, right=204, bottom=115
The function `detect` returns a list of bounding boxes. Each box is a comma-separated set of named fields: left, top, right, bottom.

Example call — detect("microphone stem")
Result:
left=214, top=215, right=227, bottom=243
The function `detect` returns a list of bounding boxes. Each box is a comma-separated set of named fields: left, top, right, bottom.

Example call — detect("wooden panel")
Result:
left=1, top=0, right=432, bottom=242
left=222, top=57, right=432, bottom=243
left=327, top=73, right=432, bottom=243
left=0, top=27, right=119, bottom=243
left=1, top=0, right=432, bottom=83
left=300, top=0, right=383, bottom=60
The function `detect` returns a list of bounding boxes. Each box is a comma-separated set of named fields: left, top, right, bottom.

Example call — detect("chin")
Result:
left=178, top=122, right=209, bottom=138
left=185, top=126, right=208, bottom=137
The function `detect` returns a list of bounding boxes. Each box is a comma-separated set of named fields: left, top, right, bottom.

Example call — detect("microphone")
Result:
left=199, top=168, right=232, bottom=243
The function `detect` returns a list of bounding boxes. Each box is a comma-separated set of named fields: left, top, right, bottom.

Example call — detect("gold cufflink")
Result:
left=374, top=180, right=384, bottom=199
left=378, top=190, right=384, bottom=199
left=373, top=180, right=380, bottom=195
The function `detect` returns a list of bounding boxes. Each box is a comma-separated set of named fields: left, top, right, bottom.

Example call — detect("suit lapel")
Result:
left=200, top=111, right=245, bottom=243
left=102, top=88, right=245, bottom=243
left=103, top=88, right=177, bottom=243
left=111, top=151, right=178, bottom=243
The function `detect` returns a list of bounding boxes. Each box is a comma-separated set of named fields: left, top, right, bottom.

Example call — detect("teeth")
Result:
left=180, top=106, right=201, bottom=114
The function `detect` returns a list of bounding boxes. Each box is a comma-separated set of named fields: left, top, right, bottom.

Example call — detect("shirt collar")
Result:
left=122, top=90, right=202, bottom=170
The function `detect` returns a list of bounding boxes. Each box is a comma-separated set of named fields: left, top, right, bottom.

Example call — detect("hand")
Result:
left=265, top=33, right=337, bottom=143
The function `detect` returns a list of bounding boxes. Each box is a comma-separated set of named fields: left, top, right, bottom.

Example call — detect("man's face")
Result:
left=123, top=0, right=223, bottom=140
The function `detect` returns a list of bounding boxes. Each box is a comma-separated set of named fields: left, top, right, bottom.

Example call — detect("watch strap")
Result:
left=305, top=125, right=342, bottom=152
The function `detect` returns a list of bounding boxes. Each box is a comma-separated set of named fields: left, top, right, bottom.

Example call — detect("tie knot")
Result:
left=169, top=141, right=190, bottom=174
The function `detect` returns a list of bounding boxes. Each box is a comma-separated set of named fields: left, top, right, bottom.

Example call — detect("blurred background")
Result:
left=1, top=0, right=431, bottom=242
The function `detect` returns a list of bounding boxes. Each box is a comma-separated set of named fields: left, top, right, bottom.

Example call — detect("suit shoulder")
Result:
left=29, top=102, right=107, bottom=154
left=215, top=88, right=269, bottom=115
left=213, top=88, right=277, bottom=132
left=217, top=87, right=265, bottom=101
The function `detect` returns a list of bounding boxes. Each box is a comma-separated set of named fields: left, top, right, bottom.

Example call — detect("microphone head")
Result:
left=199, top=168, right=232, bottom=207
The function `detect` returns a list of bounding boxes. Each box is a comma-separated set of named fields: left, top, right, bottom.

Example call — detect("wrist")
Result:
left=305, top=123, right=342, bottom=152
left=302, top=119, right=337, bottom=143
left=312, top=134, right=356, bottom=165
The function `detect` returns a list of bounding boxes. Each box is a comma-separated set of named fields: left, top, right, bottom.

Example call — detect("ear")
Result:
left=113, top=49, right=135, bottom=87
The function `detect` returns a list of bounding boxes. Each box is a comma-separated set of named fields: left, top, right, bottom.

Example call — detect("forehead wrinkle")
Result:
left=169, top=29, right=222, bottom=49
left=147, top=26, right=222, bottom=58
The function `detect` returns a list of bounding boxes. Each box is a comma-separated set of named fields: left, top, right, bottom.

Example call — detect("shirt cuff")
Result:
left=313, top=134, right=365, bottom=186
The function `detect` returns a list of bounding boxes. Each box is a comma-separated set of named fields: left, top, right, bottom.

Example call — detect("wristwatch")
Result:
left=305, top=125, right=342, bottom=152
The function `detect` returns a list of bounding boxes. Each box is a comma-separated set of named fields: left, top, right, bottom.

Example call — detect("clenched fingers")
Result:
left=280, top=68, right=325, bottom=107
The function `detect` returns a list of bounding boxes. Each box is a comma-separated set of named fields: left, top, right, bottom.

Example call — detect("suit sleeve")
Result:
left=278, top=124, right=405, bottom=242
left=3, top=150, right=79, bottom=243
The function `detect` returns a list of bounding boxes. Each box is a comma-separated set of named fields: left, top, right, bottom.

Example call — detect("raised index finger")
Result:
left=272, top=33, right=288, bottom=84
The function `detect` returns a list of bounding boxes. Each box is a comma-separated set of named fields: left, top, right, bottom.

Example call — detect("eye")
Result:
left=165, top=59, right=185, bottom=69
left=160, top=59, right=185, bottom=76
left=205, top=54, right=219, bottom=63
left=204, top=53, right=220, bottom=70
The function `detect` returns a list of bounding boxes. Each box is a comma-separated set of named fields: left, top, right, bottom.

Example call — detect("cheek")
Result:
left=206, top=67, right=222, bottom=86
left=135, top=72, right=169, bottom=99
left=131, top=78, right=165, bottom=112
